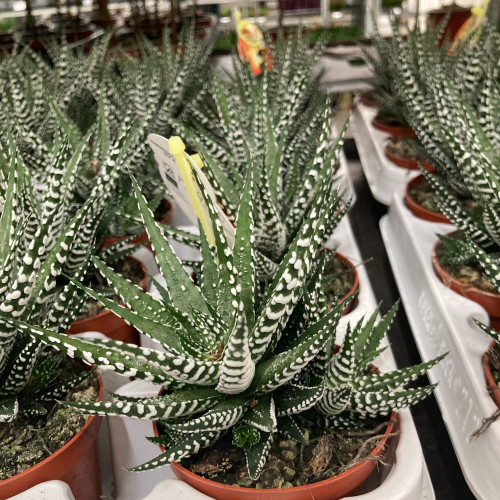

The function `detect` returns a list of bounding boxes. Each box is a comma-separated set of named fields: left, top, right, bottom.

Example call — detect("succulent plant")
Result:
left=390, top=21, right=500, bottom=197
left=308, top=303, right=444, bottom=428
left=168, top=35, right=348, bottom=279
left=0, top=132, right=101, bottom=423
left=3, top=156, right=441, bottom=478
left=0, top=34, right=111, bottom=151
left=0, top=28, right=213, bottom=236
left=419, top=72, right=500, bottom=294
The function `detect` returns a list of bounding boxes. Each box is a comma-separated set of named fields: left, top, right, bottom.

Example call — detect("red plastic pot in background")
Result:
left=404, top=175, right=450, bottom=224
left=385, top=143, right=436, bottom=173
left=359, top=90, right=380, bottom=108
left=372, top=115, right=416, bottom=140
left=432, top=234, right=500, bottom=327
left=66, top=256, right=149, bottom=344
left=484, top=340, right=500, bottom=407
left=102, top=198, right=173, bottom=249
left=0, top=377, right=103, bottom=500
left=427, top=6, right=472, bottom=45
left=333, top=251, right=360, bottom=315
left=319, top=248, right=359, bottom=315
left=153, top=407, right=396, bottom=500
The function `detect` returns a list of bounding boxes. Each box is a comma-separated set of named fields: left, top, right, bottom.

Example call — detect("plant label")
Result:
left=148, top=134, right=235, bottom=248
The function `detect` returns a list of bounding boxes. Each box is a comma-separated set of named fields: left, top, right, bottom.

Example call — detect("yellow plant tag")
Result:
left=148, top=134, right=235, bottom=248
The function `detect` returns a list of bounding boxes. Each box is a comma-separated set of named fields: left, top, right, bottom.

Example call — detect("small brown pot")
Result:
left=484, top=340, right=500, bottom=407
left=67, top=256, right=149, bottom=344
left=427, top=7, right=472, bottom=45
left=335, top=252, right=360, bottom=315
left=432, top=234, right=500, bottom=325
left=319, top=249, right=359, bottom=315
left=372, top=114, right=416, bottom=140
left=0, top=376, right=103, bottom=500
left=359, top=90, right=379, bottom=108
left=385, top=143, right=435, bottom=173
left=404, top=175, right=450, bottom=224
left=102, top=198, right=173, bottom=249
left=154, top=412, right=396, bottom=500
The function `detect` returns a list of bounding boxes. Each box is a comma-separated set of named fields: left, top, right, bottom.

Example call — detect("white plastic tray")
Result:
left=351, top=102, right=418, bottom=205
left=380, top=193, right=500, bottom=500
left=107, top=216, right=434, bottom=500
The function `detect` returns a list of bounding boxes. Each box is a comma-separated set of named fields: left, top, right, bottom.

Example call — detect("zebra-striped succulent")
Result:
left=0, top=132, right=102, bottom=423
left=170, top=35, right=348, bottom=277
left=390, top=21, right=500, bottom=197
left=0, top=28, right=213, bottom=230
left=419, top=72, right=500, bottom=294
left=361, top=16, right=429, bottom=126
left=311, top=303, right=444, bottom=428
left=2, top=157, right=441, bottom=478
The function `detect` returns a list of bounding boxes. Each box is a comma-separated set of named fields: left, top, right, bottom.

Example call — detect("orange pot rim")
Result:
left=372, top=115, right=416, bottom=139
left=404, top=175, right=450, bottom=224
left=432, top=233, right=500, bottom=312
left=333, top=251, right=360, bottom=306
left=154, top=413, right=395, bottom=497
left=385, top=143, right=435, bottom=173
left=68, top=256, right=149, bottom=329
left=0, top=375, right=103, bottom=489
left=101, top=197, right=173, bottom=249
left=359, top=91, right=380, bottom=108
left=484, top=340, right=500, bottom=407
left=319, top=249, right=360, bottom=315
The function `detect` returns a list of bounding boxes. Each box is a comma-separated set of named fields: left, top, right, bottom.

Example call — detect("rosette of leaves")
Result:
left=99, top=27, right=214, bottom=182
left=360, top=16, right=416, bottom=126
left=308, top=304, right=444, bottom=428
left=389, top=21, right=500, bottom=198
left=420, top=74, right=500, bottom=294
left=175, top=31, right=330, bottom=185
left=2, top=161, right=441, bottom=478
left=0, top=33, right=112, bottom=155
left=169, top=71, right=349, bottom=280
left=0, top=132, right=102, bottom=423
left=0, top=27, right=212, bottom=203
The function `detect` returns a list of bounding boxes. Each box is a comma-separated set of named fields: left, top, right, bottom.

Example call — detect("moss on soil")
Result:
left=435, top=233, right=497, bottom=293
left=386, top=137, right=427, bottom=163
left=409, top=178, right=481, bottom=219
left=408, top=178, right=442, bottom=214
left=323, top=255, right=355, bottom=305
left=181, top=418, right=390, bottom=489
left=0, top=362, right=99, bottom=480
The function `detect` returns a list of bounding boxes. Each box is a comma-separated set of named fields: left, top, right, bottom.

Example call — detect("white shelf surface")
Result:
left=351, top=102, right=418, bottom=205
left=380, top=193, right=500, bottom=500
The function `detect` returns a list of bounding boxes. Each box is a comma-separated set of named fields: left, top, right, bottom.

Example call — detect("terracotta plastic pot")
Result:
left=333, top=251, right=360, bottom=315
left=102, top=198, right=173, bottom=249
left=385, top=143, right=435, bottom=173
left=359, top=90, right=379, bottom=108
left=154, top=413, right=395, bottom=500
left=0, top=376, right=103, bottom=500
left=484, top=341, right=500, bottom=407
left=432, top=234, right=500, bottom=325
left=67, top=256, right=149, bottom=344
left=404, top=175, right=450, bottom=224
left=318, top=248, right=359, bottom=315
left=372, top=115, right=416, bottom=140
left=427, top=6, right=472, bottom=45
